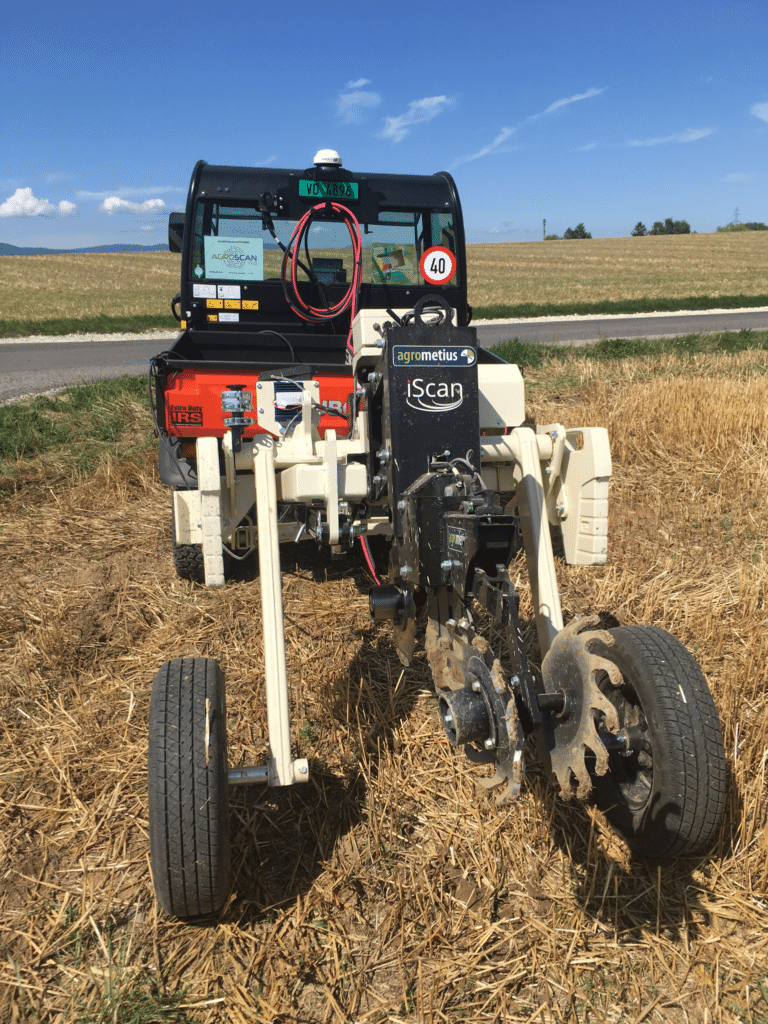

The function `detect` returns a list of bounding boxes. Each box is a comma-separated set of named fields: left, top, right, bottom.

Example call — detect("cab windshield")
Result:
left=191, top=202, right=458, bottom=288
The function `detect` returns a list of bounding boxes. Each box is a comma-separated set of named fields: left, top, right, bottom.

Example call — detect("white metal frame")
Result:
left=172, top=310, right=612, bottom=787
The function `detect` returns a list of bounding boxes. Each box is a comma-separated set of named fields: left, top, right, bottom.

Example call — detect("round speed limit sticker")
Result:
left=419, top=246, right=456, bottom=285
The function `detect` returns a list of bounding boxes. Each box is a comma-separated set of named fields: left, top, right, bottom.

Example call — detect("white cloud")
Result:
left=540, top=87, right=605, bottom=117
left=381, top=96, right=455, bottom=143
left=628, top=127, right=716, bottom=147
left=0, top=187, right=78, bottom=218
left=751, top=102, right=768, bottom=123
left=346, top=78, right=371, bottom=90
left=451, top=86, right=604, bottom=167
left=100, top=196, right=166, bottom=214
left=78, top=186, right=184, bottom=200
left=453, top=127, right=517, bottom=167
left=338, top=89, right=381, bottom=124
left=722, top=172, right=754, bottom=183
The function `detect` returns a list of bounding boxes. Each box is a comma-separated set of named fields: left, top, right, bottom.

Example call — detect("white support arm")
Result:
left=505, top=427, right=564, bottom=657
left=196, top=436, right=225, bottom=587
left=253, top=437, right=308, bottom=787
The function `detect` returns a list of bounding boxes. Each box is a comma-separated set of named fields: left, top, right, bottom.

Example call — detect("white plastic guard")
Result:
left=553, top=427, right=612, bottom=566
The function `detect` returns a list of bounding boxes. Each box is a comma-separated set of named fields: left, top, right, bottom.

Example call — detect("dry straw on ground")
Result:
left=2, top=351, right=768, bottom=1022
left=2, top=232, right=768, bottom=325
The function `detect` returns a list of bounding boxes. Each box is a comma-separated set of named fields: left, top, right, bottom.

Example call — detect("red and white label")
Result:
left=419, top=246, right=456, bottom=285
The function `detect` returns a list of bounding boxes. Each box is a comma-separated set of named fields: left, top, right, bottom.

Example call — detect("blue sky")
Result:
left=2, top=0, right=767, bottom=249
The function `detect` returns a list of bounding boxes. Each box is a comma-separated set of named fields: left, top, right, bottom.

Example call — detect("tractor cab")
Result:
left=168, top=150, right=470, bottom=367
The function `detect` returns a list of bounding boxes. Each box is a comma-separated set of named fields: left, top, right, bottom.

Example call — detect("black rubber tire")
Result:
left=171, top=501, right=259, bottom=582
left=148, top=658, right=231, bottom=917
left=172, top=541, right=205, bottom=583
left=171, top=503, right=205, bottom=583
left=589, top=625, right=725, bottom=858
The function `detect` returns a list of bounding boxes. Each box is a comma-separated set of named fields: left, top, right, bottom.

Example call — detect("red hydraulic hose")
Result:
left=281, top=202, right=362, bottom=355
left=359, top=534, right=382, bottom=585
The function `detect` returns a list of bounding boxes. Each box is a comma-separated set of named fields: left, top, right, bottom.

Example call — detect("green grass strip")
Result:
left=491, top=327, right=768, bottom=369
left=0, top=376, right=153, bottom=474
left=0, top=313, right=178, bottom=339
left=472, top=293, right=768, bottom=321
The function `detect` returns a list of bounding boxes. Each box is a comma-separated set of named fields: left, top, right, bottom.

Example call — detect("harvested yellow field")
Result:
left=0, top=251, right=180, bottom=321
left=1, top=231, right=767, bottom=324
left=2, top=348, right=767, bottom=1021
left=468, top=231, right=768, bottom=307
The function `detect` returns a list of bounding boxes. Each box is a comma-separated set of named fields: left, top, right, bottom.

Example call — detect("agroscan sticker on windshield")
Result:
left=202, top=236, right=264, bottom=281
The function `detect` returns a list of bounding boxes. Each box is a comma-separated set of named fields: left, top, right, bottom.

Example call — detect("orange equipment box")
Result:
left=163, top=369, right=353, bottom=441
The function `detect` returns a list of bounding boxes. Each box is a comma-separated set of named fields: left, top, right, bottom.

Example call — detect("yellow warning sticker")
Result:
left=242, top=300, right=259, bottom=310
left=224, top=299, right=241, bottom=309
left=180, top=320, right=187, bottom=329
left=207, top=314, right=218, bottom=322
left=206, top=298, right=224, bottom=309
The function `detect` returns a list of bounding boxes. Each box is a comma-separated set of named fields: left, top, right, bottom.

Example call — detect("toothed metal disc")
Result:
left=540, top=617, right=624, bottom=799
left=426, top=591, right=526, bottom=805
left=392, top=615, right=417, bottom=667
left=453, top=656, right=525, bottom=805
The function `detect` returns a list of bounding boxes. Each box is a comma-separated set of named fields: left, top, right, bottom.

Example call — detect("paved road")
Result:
left=2, top=307, right=768, bottom=404
left=0, top=332, right=177, bottom=405
left=474, top=307, right=768, bottom=348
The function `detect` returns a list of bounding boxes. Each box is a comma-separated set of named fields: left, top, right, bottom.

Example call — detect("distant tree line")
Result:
left=716, top=221, right=768, bottom=232
left=631, top=219, right=691, bottom=236
left=544, top=222, right=592, bottom=240
left=541, top=216, right=767, bottom=241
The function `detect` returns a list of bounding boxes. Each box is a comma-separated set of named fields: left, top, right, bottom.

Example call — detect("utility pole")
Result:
left=543, top=218, right=546, bottom=241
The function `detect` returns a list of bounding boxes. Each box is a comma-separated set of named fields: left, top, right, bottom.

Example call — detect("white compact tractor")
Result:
left=147, top=151, right=725, bottom=918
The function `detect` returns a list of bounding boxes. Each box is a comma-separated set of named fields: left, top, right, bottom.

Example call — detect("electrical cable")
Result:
left=359, top=534, right=381, bottom=585
left=265, top=214, right=323, bottom=296
left=281, top=201, right=362, bottom=356
left=222, top=543, right=256, bottom=561
left=253, top=330, right=297, bottom=363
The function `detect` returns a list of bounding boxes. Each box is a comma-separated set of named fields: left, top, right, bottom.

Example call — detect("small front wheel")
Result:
left=148, top=658, right=231, bottom=917
left=589, top=626, right=726, bottom=858
left=171, top=502, right=205, bottom=583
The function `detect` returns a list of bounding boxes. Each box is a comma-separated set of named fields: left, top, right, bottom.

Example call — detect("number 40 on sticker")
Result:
left=419, top=246, right=456, bottom=286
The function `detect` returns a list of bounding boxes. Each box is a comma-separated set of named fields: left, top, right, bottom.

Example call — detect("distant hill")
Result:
left=0, top=242, right=169, bottom=256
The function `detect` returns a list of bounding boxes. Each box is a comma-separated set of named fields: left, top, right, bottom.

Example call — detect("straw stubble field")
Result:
left=1, top=230, right=768, bottom=327
left=2, top=348, right=768, bottom=1022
